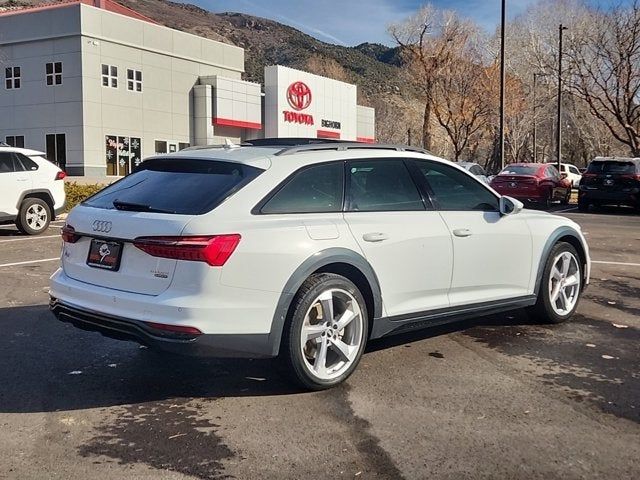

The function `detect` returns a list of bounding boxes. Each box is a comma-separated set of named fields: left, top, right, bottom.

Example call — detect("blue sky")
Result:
left=186, top=0, right=630, bottom=46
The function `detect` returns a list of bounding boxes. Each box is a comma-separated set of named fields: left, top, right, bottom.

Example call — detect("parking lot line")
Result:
left=0, top=235, right=60, bottom=244
left=554, top=207, right=578, bottom=213
left=592, top=260, right=640, bottom=267
left=0, top=258, right=59, bottom=268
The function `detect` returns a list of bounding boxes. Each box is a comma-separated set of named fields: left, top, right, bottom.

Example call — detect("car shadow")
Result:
left=0, top=304, right=543, bottom=413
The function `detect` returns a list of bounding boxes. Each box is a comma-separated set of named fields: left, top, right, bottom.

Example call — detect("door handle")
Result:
left=453, top=228, right=473, bottom=237
left=17, top=178, right=28, bottom=182
left=362, top=232, right=389, bottom=242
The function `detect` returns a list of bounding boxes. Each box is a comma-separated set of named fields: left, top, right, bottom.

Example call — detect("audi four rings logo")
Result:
left=92, top=220, right=112, bottom=233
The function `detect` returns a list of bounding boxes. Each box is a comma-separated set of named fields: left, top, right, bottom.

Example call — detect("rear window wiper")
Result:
left=112, top=200, right=176, bottom=214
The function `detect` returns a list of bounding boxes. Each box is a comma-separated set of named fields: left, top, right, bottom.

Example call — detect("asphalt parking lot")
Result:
left=0, top=206, right=639, bottom=479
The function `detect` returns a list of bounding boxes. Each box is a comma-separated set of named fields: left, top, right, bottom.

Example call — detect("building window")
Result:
left=46, top=62, right=63, bottom=86
left=154, top=140, right=167, bottom=154
left=5, top=66, right=20, bottom=89
left=45, top=133, right=66, bottom=170
left=101, top=64, right=118, bottom=88
left=127, top=69, right=142, bottom=92
left=106, top=135, right=141, bottom=176
left=6, top=136, right=25, bottom=148
left=178, top=142, right=190, bottom=151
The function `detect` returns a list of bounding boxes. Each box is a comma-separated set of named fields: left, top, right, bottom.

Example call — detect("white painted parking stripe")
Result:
left=0, top=258, right=59, bottom=268
left=592, top=260, right=640, bottom=267
left=0, top=235, right=60, bottom=243
left=554, top=207, right=578, bottom=213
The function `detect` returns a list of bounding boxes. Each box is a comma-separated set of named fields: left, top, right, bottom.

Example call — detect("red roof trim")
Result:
left=317, top=130, right=341, bottom=139
left=0, top=0, right=158, bottom=24
left=356, top=136, right=375, bottom=143
left=213, top=117, right=262, bottom=130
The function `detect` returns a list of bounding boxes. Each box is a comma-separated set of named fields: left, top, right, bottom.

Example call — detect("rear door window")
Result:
left=0, top=152, right=14, bottom=173
left=260, top=162, right=343, bottom=214
left=84, top=158, right=263, bottom=215
left=346, top=159, right=424, bottom=212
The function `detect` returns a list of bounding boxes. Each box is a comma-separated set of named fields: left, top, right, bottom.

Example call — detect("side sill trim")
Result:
left=370, top=295, right=537, bottom=339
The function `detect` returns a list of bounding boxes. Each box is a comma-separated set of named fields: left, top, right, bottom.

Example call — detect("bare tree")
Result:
left=430, top=20, right=492, bottom=160
left=389, top=5, right=459, bottom=150
left=565, top=1, right=640, bottom=156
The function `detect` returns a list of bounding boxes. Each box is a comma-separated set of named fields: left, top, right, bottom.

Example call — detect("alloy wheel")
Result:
left=548, top=251, right=580, bottom=316
left=25, top=204, right=48, bottom=231
left=300, top=288, right=364, bottom=381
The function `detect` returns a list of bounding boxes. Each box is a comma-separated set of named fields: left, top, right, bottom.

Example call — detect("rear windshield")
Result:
left=83, top=158, right=263, bottom=215
left=499, top=165, right=539, bottom=175
left=586, top=161, right=637, bottom=175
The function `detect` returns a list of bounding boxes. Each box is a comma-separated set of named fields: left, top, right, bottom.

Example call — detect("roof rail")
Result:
left=274, top=142, right=432, bottom=156
left=243, top=137, right=350, bottom=147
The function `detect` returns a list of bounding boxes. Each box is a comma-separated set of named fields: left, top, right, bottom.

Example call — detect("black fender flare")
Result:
left=266, top=248, right=382, bottom=356
left=16, top=189, right=54, bottom=211
left=533, top=226, right=587, bottom=296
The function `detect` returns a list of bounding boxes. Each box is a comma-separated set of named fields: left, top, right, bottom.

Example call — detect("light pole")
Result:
left=556, top=24, right=568, bottom=170
left=533, top=72, right=547, bottom=163
left=499, top=0, right=506, bottom=169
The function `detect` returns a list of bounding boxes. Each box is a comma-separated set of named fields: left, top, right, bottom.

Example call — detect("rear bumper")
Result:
left=50, top=297, right=273, bottom=358
left=578, top=188, right=638, bottom=205
left=492, top=186, right=544, bottom=202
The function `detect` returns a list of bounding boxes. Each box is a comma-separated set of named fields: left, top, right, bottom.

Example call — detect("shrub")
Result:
left=64, top=182, right=106, bottom=212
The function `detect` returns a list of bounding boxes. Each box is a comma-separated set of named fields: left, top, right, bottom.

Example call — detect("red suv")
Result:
left=490, top=163, right=571, bottom=208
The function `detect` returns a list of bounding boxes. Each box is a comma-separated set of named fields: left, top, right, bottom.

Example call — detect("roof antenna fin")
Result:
left=224, top=138, right=240, bottom=149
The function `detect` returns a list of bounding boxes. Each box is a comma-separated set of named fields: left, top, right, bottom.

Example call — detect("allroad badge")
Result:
left=92, top=220, right=112, bottom=233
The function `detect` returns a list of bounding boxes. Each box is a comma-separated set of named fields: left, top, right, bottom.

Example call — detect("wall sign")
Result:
left=283, top=81, right=314, bottom=125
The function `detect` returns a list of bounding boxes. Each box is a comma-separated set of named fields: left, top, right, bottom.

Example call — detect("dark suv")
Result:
left=578, top=157, right=640, bottom=212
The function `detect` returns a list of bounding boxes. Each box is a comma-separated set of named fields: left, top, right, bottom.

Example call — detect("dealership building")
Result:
left=0, top=0, right=375, bottom=176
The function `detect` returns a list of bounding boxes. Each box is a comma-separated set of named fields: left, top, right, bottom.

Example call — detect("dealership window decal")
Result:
left=46, top=62, right=63, bottom=86
left=106, top=135, right=141, bottom=176
left=5, top=66, right=20, bottom=89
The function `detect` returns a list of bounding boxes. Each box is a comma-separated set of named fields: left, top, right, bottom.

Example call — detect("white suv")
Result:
left=0, top=145, right=66, bottom=234
left=50, top=141, right=590, bottom=389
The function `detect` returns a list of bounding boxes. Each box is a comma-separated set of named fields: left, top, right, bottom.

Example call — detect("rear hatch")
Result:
left=581, top=160, right=640, bottom=190
left=62, top=157, right=263, bottom=296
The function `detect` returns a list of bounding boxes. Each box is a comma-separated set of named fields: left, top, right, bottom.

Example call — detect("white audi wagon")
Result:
left=50, top=140, right=590, bottom=389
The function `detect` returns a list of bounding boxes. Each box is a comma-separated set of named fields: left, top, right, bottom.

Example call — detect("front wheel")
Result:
left=527, top=242, right=582, bottom=324
left=16, top=198, right=51, bottom=235
left=281, top=273, right=368, bottom=390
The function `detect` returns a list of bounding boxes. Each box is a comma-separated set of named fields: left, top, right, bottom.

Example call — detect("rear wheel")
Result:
left=281, top=273, right=368, bottom=390
left=527, top=242, right=582, bottom=324
left=541, top=190, right=552, bottom=210
left=16, top=198, right=51, bottom=235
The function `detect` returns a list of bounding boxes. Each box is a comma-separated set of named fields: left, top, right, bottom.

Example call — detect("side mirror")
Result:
left=499, top=196, right=524, bottom=216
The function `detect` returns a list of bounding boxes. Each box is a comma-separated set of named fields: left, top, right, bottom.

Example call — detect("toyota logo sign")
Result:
left=287, top=81, right=312, bottom=111
left=92, top=220, right=112, bottom=233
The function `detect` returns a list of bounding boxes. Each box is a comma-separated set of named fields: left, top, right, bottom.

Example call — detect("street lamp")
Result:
left=499, top=0, right=506, bottom=169
left=556, top=24, right=568, bottom=170
left=533, top=72, right=547, bottom=163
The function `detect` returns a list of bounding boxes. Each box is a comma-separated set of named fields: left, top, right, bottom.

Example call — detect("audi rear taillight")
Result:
left=61, top=224, right=80, bottom=243
left=133, top=234, right=241, bottom=266
left=55, top=171, right=66, bottom=181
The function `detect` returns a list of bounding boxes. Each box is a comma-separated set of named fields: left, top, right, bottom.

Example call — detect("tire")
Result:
left=577, top=200, right=589, bottom=212
left=280, top=273, right=368, bottom=390
left=541, top=190, right=552, bottom=210
left=560, top=191, right=570, bottom=205
left=527, top=242, right=582, bottom=324
left=16, top=197, right=51, bottom=235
